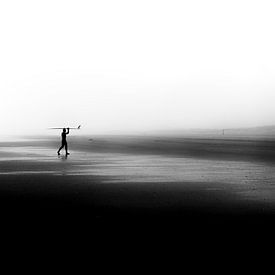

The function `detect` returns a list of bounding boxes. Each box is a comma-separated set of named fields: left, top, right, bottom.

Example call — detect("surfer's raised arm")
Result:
left=66, top=128, right=70, bottom=134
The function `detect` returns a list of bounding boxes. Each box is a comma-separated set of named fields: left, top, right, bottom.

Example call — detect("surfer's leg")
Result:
left=65, top=143, right=69, bottom=155
left=57, top=144, right=64, bottom=155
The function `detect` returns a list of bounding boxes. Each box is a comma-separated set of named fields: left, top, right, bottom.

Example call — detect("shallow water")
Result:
left=0, top=136, right=275, bottom=209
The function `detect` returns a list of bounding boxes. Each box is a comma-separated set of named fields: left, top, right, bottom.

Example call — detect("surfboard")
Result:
left=49, top=125, right=81, bottom=130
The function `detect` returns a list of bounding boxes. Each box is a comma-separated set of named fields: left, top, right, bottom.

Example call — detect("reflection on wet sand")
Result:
left=0, top=135, right=275, bottom=216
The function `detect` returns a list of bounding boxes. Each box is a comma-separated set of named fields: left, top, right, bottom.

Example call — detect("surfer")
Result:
left=57, top=128, right=70, bottom=155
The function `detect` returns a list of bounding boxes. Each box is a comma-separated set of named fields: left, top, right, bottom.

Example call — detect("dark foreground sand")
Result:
left=0, top=135, right=275, bottom=232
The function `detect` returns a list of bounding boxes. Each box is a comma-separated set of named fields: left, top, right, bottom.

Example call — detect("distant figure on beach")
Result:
left=57, top=128, right=70, bottom=155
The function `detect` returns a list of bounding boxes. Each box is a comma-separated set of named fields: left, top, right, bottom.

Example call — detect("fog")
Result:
left=0, top=0, right=275, bottom=135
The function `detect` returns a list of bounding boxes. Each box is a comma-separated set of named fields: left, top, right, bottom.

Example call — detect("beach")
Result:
left=0, top=135, right=274, bottom=224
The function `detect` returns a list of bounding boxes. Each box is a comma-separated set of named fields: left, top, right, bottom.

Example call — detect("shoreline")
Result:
left=0, top=135, right=274, bottom=222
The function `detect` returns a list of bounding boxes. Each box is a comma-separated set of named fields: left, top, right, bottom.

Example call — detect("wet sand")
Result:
left=0, top=135, right=275, bottom=225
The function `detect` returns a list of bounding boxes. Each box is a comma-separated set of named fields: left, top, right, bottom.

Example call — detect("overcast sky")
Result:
left=0, top=0, right=275, bottom=135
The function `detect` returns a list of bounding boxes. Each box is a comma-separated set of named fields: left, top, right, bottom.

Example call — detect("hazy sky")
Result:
left=0, top=0, right=275, bottom=135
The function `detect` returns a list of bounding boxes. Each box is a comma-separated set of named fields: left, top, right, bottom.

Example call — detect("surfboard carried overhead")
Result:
left=49, top=125, right=81, bottom=130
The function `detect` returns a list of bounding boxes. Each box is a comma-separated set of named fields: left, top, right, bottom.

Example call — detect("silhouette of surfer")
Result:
left=57, top=128, right=70, bottom=155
